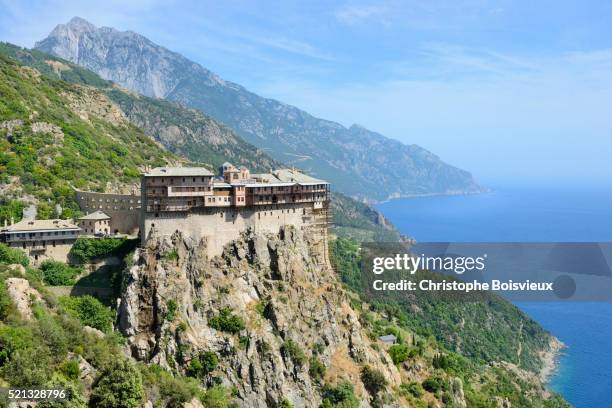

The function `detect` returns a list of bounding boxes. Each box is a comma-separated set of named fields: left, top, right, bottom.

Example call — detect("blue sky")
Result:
left=1, top=0, right=612, bottom=185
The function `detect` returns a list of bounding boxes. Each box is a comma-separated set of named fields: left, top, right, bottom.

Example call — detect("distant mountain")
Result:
left=35, top=17, right=482, bottom=202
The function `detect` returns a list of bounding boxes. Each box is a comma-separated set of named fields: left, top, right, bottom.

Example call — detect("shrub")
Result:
left=123, top=167, right=140, bottom=178
left=281, top=339, right=306, bottom=367
left=308, top=356, right=326, bottom=382
left=70, top=238, right=135, bottom=263
left=0, top=199, right=25, bottom=227
left=202, top=386, right=231, bottom=408
left=0, top=325, right=34, bottom=365
left=422, top=376, right=445, bottom=393
left=161, top=249, right=179, bottom=263
left=165, top=299, right=178, bottom=322
left=208, top=307, right=245, bottom=334
left=188, top=351, right=218, bottom=378
left=360, top=365, right=387, bottom=398
left=90, top=358, right=145, bottom=408
left=61, top=359, right=80, bottom=380
left=59, top=295, right=114, bottom=332
left=255, top=300, right=267, bottom=317
left=1, top=347, right=53, bottom=387
left=400, top=382, right=424, bottom=398
left=0, top=243, right=29, bottom=266
left=39, top=260, right=82, bottom=286
left=388, top=344, right=411, bottom=365
left=140, top=364, right=201, bottom=405
left=280, top=399, right=293, bottom=408
left=0, top=278, right=13, bottom=320
left=321, top=382, right=359, bottom=408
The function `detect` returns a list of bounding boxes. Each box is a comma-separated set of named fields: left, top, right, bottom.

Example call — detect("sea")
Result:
left=375, top=185, right=612, bottom=407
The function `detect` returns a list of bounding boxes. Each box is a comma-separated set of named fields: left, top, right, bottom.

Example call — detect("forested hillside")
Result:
left=0, top=53, right=174, bottom=222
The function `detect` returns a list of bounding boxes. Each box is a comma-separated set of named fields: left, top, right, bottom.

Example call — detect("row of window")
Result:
left=19, top=239, right=68, bottom=249
left=92, top=205, right=136, bottom=211
left=81, top=197, right=139, bottom=204
left=251, top=184, right=327, bottom=193
left=148, top=177, right=211, bottom=184
left=8, top=230, right=76, bottom=238
left=80, top=220, right=109, bottom=227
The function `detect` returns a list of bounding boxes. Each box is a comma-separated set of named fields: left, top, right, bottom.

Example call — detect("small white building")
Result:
left=78, top=211, right=111, bottom=235
left=0, top=219, right=81, bottom=264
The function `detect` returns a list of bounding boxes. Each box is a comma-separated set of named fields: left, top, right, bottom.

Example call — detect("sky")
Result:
left=1, top=0, right=612, bottom=186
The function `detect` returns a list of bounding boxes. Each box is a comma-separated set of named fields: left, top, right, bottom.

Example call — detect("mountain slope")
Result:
left=0, top=53, right=174, bottom=220
left=35, top=17, right=482, bottom=202
left=0, top=42, right=278, bottom=173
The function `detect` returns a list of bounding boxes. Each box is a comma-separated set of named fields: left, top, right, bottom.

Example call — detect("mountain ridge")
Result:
left=35, top=17, right=482, bottom=202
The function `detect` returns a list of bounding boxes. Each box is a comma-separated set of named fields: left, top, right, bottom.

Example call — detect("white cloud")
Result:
left=335, top=4, right=390, bottom=24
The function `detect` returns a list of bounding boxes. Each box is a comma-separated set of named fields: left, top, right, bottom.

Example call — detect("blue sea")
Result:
left=375, top=185, right=612, bottom=408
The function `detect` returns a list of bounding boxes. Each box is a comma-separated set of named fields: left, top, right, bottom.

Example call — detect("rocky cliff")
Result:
left=35, top=17, right=482, bottom=202
left=118, top=226, right=401, bottom=406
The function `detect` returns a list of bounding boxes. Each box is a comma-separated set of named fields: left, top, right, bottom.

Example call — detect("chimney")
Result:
left=3, top=219, right=6, bottom=227
left=10, top=216, right=14, bottom=225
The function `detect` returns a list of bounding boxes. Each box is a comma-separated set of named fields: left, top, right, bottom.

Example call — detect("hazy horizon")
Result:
left=2, top=0, right=611, bottom=186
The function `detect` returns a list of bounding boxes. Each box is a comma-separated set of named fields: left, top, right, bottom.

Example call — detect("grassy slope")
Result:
left=331, top=192, right=402, bottom=242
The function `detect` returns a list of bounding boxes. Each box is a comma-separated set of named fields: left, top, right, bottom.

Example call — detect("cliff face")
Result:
left=119, top=226, right=401, bottom=406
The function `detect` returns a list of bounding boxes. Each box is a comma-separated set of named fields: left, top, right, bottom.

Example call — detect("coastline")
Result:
left=366, top=188, right=491, bottom=205
left=539, top=336, right=566, bottom=383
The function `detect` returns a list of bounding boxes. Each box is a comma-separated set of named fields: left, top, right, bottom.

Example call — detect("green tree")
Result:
left=90, top=359, right=144, bottom=408
left=59, top=295, right=114, bottom=332
left=39, top=261, right=82, bottom=286
left=388, top=344, right=411, bottom=365
left=0, top=243, right=29, bottom=266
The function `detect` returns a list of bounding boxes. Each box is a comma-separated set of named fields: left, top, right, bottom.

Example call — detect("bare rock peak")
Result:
left=66, top=16, right=97, bottom=30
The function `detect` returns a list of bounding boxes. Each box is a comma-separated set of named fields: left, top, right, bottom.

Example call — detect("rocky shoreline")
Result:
left=539, top=336, right=566, bottom=383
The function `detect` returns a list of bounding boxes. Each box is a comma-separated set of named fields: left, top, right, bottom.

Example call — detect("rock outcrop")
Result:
left=119, top=226, right=401, bottom=406
left=5, top=278, right=42, bottom=320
